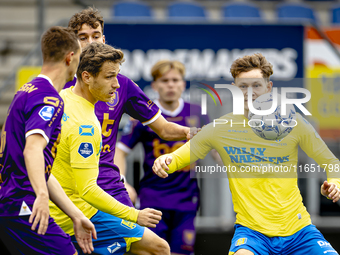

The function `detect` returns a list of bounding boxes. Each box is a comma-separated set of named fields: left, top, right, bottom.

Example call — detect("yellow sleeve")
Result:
left=73, top=167, right=139, bottom=222
left=167, top=125, right=214, bottom=173
left=298, top=114, right=340, bottom=186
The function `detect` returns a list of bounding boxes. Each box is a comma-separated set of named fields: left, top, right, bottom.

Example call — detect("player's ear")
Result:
left=151, top=81, right=158, bottom=92
left=231, top=82, right=235, bottom=86
left=65, top=51, right=74, bottom=66
left=102, top=35, right=105, bottom=44
left=181, top=79, right=186, bottom=92
left=266, top=81, right=273, bottom=92
left=82, top=71, right=92, bottom=84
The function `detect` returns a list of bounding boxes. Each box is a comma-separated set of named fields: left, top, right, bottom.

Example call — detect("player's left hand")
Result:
left=321, top=181, right=340, bottom=203
left=73, top=216, right=97, bottom=254
left=152, top=155, right=172, bottom=178
left=186, top=127, right=201, bottom=140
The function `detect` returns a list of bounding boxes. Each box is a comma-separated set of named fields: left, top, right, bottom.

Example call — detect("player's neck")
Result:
left=244, top=109, right=249, bottom=119
left=158, top=99, right=179, bottom=112
left=72, top=81, right=97, bottom=105
left=40, top=64, right=69, bottom=93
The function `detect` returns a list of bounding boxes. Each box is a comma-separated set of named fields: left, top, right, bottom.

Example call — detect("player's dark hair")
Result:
left=68, top=7, right=104, bottom=35
left=41, top=26, right=79, bottom=63
left=151, top=60, right=185, bottom=81
left=230, top=53, right=273, bottom=82
left=77, top=42, right=124, bottom=80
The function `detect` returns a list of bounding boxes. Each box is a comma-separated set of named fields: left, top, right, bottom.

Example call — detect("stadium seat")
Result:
left=112, top=1, right=152, bottom=20
left=332, top=5, right=340, bottom=24
left=223, top=2, right=262, bottom=21
left=168, top=2, right=207, bottom=20
left=277, top=3, right=317, bottom=24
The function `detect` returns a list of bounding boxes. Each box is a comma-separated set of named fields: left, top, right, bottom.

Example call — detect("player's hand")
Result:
left=29, top=194, right=49, bottom=235
left=73, top=216, right=97, bottom=254
left=321, top=181, right=340, bottom=203
left=152, top=155, right=173, bottom=178
left=125, top=182, right=137, bottom=204
left=186, top=127, right=201, bottom=140
left=137, top=208, right=162, bottom=228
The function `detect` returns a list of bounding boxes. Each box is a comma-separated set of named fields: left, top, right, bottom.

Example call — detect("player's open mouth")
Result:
left=109, top=91, right=115, bottom=96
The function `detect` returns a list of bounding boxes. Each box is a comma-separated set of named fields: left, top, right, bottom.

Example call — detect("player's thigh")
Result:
left=229, top=225, right=270, bottom=255
left=72, top=210, right=144, bottom=255
left=0, top=216, right=76, bottom=255
left=284, top=225, right=339, bottom=255
left=169, top=210, right=196, bottom=255
left=128, top=227, right=170, bottom=255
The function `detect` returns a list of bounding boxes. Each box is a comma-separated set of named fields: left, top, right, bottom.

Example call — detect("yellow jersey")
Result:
left=50, top=88, right=138, bottom=235
left=167, top=113, right=340, bottom=237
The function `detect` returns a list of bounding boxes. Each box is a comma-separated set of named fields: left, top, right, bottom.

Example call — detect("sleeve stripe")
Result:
left=117, top=142, right=132, bottom=154
left=142, top=109, right=161, bottom=126
left=26, top=129, right=49, bottom=144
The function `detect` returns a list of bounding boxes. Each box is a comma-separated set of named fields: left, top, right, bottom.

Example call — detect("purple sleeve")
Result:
left=119, top=119, right=143, bottom=150
left=123, top=79, right=160, bottom=125
left=25, top=93, right=63, bottom=141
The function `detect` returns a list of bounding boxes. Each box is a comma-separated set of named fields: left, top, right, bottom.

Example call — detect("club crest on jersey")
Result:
left=183, top=230, right=195, bottom=246
left=78, top=143, right=93, bottom=158
left=236, top=238, right=247, bottom=246
left=120, top=219, right=136, bottom=230
left=39, top=106, right=54, bottom=121
left=106, top=91, right=119, bottom=107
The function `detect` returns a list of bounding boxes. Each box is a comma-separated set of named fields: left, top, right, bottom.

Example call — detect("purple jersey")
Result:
left=0, top=75, right=64, bottom=216
left=119, top=99, right=209, bottom=211
left=64, top=74, right=160, bottom=199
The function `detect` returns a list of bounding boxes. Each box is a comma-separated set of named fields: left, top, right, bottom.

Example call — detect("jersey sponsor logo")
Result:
left=318, top=241, right=332, bottom=248
left=18, top=83, right=38, bottom=93
left=183, top=230, right=195, bottom=246
left=120, top=219, right=136, bottom=230
left=19, top=201, right=32, bottom=216
left=106, top=91, right=119, bottom=107
left=62, top=113, right=70, bottom=121
left=107, top=242, right=121, bottom=254
left=79, top=125, right=94, bottom=136
left=224, top=146, right=290, bottom=164
left=39, top=106, right=55, bottom=121
left=78, top=143, right=93, bottom=158
left=236, top=238, right=247, bottom=246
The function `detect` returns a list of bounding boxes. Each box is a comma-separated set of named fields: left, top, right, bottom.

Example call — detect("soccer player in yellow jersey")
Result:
left=153, top=53, right=340, bottom=255
left=50, top=43, right=170, bottom=255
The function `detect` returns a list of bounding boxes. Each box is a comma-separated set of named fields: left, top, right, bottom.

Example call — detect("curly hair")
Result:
left=77, top=42, right=124, bottom=80
left=68, top=7, right=104, bottom=35
left=230, top=53, right=273, bottom=81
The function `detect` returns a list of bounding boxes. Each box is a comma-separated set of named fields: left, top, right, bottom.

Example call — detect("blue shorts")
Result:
left=147, top=208, right=196, bottom=255
left=0, top=216, right=76, bottom=255
left=71, top=210, right=145, bottom=255
left=229, top=224, right=338, bottom=255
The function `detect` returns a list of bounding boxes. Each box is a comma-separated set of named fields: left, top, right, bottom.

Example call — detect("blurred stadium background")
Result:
left=1, top=0, right=340, bottom=254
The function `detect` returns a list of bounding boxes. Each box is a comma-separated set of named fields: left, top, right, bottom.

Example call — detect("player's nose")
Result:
left=112, top=78, right=120, bottom=89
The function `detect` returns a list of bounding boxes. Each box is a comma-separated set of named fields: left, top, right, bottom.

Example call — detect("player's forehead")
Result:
left=78, top=22, right=103, bottom=36
left=158, top=69, right=182, bottom=80
left=235, top=69, right=265, bottom=85
left=99, top=61, right=120, bottom=75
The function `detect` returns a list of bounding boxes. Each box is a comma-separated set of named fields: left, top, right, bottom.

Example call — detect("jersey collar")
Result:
left=37, top=74, right=54, bottom=87
left=155, top=98, right=184, bottom=117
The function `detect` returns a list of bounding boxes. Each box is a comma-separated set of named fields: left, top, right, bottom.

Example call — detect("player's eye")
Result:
left=79, top=37, right=87, bottom=41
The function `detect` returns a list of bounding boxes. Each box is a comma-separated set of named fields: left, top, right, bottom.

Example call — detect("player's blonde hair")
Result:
left=151, top=60, right=185, bottom=81
left=230, top=53, right=273, bottom=82
left=77, top=42, right=124, bottom=80
left=68, top=7, right=104, bottom=35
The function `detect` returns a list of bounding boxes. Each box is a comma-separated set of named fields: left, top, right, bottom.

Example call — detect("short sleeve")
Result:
left=25, top=93, right=63, bottom=144
left=119, top=119, right=144, bottom=152
left=123, top=79, right=160, bottom=125
left=68, top=123, right=102, bottom=169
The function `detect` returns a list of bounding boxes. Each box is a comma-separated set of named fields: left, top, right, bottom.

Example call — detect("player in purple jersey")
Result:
left=0, top=26, right=96, bottom=255
left=65, top=7, right=198, bottom=208
left=115, top=60, right=209, bottom=255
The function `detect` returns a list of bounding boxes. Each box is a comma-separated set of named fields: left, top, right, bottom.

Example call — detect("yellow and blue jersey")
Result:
left=167, top=113, right=340, bottom=237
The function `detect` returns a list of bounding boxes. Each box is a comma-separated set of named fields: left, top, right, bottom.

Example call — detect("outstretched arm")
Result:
left=153, top=141, right=199, bottom=178
left=148, top=115, right=197, bottom=141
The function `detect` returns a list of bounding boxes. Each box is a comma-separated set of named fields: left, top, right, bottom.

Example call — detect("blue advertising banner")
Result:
left=104, top=24, right=304, bottom=90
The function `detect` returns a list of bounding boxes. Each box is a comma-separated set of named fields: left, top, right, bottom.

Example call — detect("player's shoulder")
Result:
left=118, top=73, right=140, bottom=88
left=19, top=77, right=58, bottom=99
